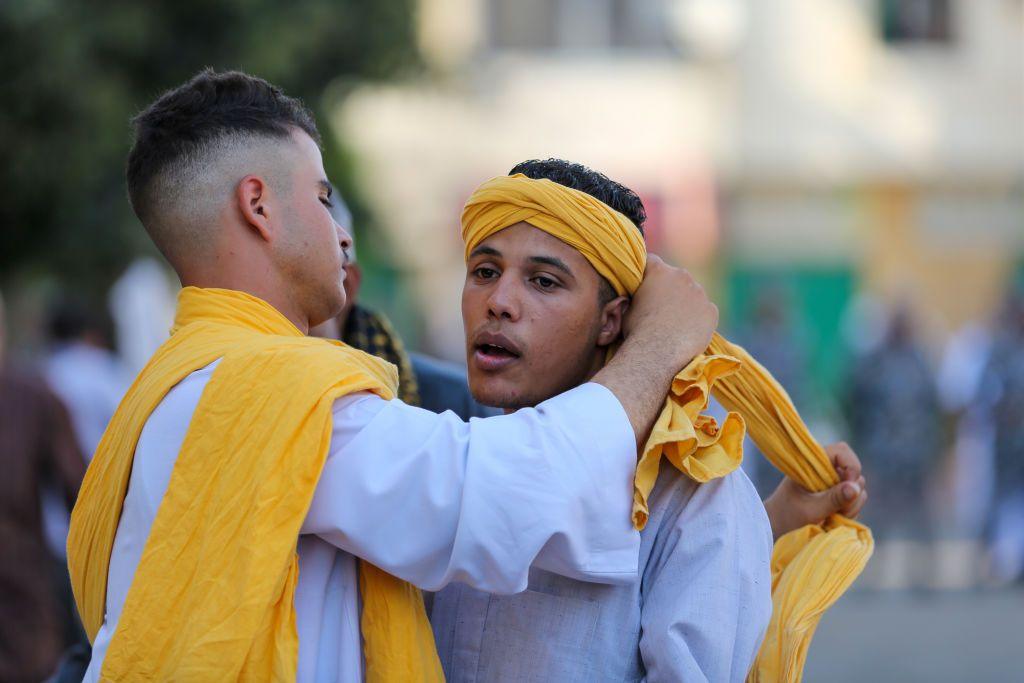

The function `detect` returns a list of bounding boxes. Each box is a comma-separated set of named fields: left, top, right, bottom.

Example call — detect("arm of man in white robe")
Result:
left=638, top=466, right=774, bottom=683
left=302, top=382, right=641, bottom=594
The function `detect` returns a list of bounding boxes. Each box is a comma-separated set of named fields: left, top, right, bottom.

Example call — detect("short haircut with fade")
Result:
left=126, top=69, right=320, bottom=262
left=509, top=158, right=646, bottom=304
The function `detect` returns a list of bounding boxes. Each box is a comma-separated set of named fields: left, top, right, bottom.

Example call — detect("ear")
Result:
left=236, top=175, right=275, bottom=243
left=596, top=296, right=630, bottom=347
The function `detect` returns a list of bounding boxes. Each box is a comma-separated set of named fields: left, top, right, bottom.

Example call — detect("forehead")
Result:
left=288, top=127, right=326, bottom=177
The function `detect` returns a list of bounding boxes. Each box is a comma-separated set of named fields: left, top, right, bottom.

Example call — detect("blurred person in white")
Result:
left=40, top=297, right=127, bottom=569
left=44, top=297, right=128, bottom=459
left=107, top=258, right=177, bottom=376
left=310, top=190, right=496, bottom=420
left=430, top=159, right=868, bottom=682
left=71, top=69, right=723, bottom=682
left=0, top=289, right=87, bottom=682
left=978, top=288, right=1024, bottom=584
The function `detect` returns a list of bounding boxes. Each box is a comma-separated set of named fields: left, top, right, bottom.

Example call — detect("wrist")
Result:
left=763, top=487, right=791, bottom=541
left=629, top=329, right=700, bottom=374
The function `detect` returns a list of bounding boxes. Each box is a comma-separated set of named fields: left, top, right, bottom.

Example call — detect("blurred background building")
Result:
left=341, top=0, right=1023, bottom=370
left=1, top=1, right=1021, bottom=680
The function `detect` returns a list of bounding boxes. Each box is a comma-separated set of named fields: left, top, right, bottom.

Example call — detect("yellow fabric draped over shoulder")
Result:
left=66, top=287, right=443, bottom=682
left=462, top=174, right=874, bottom=683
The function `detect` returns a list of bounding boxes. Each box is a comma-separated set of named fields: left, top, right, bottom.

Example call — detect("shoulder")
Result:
left=260, top=334, right=397, bottom=376
left=649, top=461, right=764, bottom=521
left=644, top=461, right=772, bottom=557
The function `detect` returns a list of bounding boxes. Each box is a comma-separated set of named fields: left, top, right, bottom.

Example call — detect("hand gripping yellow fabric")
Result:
left=67, top=287, right=443, bottom=682
left=463, top=174, right=874, bottom=683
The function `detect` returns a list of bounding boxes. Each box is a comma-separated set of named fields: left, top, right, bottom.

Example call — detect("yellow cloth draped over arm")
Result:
left=67, top=287, right=443, bottom=682
left=463, top=174, right=874, bottom=683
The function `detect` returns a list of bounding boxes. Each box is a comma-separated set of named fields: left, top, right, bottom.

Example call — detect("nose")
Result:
left=336, top=223, right=353, bottom=260
left=486, top=274, right=521, bottom=322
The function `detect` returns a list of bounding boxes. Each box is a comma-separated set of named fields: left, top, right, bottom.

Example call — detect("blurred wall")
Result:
left=333, top=0, right=1023, bottom=364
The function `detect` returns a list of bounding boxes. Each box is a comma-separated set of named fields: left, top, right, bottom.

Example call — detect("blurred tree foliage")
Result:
left=0, top=0, right=420, bottom=296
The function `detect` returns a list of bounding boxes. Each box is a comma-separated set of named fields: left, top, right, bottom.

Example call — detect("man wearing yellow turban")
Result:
left=431, top=159, right=868, bottom=682
left=68, top=73, right=729, bottom=682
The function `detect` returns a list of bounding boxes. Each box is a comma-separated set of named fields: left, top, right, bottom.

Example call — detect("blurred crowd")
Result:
left=1, top=265, right=1022, bottom=680
left=736, top=283, right=1024, bottom=592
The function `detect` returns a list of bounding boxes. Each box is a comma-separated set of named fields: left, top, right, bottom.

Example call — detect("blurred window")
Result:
left=490, top=0, right=558, bottom=49
left=489, top=0, right=674, bottom=52
left=880, top=0, right=953, bottom=43
left=609, top=0, right=674, bottom=50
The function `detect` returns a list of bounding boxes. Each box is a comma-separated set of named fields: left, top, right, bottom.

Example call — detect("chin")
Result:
left=311, top=287, right=346, bottom=326
left=469, top=376, right=541, bottom=410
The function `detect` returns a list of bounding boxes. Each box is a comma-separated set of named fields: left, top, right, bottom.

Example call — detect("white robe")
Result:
left=84, top=360, right=640, bottom=682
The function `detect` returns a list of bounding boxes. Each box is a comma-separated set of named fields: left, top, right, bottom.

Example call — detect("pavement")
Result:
left=803, top=587, right=1022, bottom=682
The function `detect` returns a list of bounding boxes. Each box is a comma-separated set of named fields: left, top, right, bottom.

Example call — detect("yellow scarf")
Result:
left=67, top=287, right=443, bottom=682
left=462, top=174, right=874, bottom=683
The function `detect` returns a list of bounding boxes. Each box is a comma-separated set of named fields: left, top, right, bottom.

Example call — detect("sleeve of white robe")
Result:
left=638, top=468, right=774, bottom=683
left=301, top=382, right=641, bottom=594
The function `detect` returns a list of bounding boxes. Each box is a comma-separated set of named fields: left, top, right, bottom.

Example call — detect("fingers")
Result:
left=825, top=441, right=862, bottom=481
left=824, top=441, right=869, bottom=521
left=845, top=487, right=868, bottom=519
left=829, top=481, right=856, bottom=513
left=820, top=477, right=866, bottom=518
left=832, top=477, right=868, bottom=519
left=644, top=253, right=665, bottom=272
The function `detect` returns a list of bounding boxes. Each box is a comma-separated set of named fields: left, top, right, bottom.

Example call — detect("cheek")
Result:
left=525, top=305, right=596, bottom=369
left=461, top=287, right=486, bottom=329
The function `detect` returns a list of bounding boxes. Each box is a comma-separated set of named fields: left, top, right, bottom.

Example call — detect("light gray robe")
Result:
left=430, top=462, right=773, bottom=682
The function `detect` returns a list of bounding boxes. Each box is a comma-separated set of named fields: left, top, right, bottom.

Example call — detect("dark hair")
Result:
left=509, top=158, right=645, bottom=303
left=48, top=296, right=102, bottom=343
left=126, top=69, right=320, bottom=223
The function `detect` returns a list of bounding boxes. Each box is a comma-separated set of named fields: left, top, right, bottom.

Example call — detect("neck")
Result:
left=178, top=272, right=310, bottom=334
left=500, top=349, right=608, bottom=415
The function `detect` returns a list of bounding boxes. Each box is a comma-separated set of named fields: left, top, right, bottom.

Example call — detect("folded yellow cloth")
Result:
left=67, top=287, right=443, bottom=682
left=707, top=334, right=873, bottom=682
left=462, top=174, right=874, bottom=683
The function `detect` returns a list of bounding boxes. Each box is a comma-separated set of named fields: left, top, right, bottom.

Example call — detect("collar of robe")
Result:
left=463, top=175, right=874, bottom=683
left=67, top=286, right=443, bottom=682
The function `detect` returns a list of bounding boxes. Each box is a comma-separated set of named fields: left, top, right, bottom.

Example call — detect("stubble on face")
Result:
left=274, top=130, right=349, bottom=327
left=462, top=223, right=610, bottom=411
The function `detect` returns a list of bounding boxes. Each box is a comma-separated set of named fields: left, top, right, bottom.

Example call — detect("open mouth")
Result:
left=476, top=343, right=519, bottom=360
left=472, top=334, right=523, bottom=371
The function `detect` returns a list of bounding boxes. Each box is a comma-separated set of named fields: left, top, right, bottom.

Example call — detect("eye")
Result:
left=474, top=267, right=499, bottom=280
left=532, top=275, right=558, bottom=290
left=320, top=196, right=334, bottom=208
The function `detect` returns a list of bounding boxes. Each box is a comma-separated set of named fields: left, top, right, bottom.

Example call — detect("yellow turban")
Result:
left=461, top=173, right=873, bottom=683
left=462, top=174, right=646, bottom=296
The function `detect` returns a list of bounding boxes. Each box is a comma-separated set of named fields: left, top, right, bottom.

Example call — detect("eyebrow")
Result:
left=469, top=245, right=501, bottom=259
left=318, top=180, right=332, bottom=197
left=529, top=255, right=574, bottom=279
